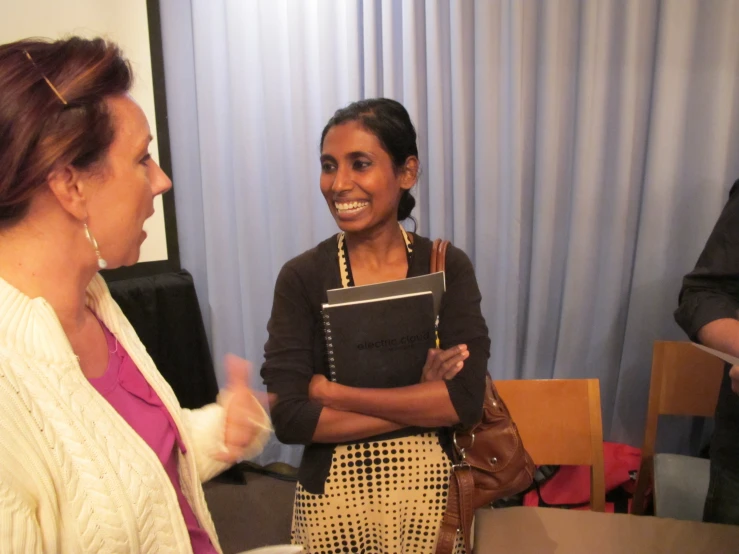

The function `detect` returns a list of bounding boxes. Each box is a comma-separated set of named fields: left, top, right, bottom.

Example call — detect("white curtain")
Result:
left=160, top=0, right=739, bottom=465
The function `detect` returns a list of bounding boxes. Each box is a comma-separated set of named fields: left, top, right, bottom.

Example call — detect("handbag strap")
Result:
left=430, top=239, right=450, bottom=274
left=436, top=465, right=475, bottom=554
left=430, top=238, right=474, bottom=554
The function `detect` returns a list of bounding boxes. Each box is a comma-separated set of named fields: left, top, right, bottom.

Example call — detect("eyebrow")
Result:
left=320, top=150, right=374, bottom=162
left=136, top=134, right=153, bottom=155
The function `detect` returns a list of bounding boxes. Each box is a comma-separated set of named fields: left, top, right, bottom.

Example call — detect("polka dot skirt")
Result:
left=291, top=432, right=467, bottom=554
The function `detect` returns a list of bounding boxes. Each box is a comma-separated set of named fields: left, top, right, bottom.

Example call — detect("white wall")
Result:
left=1, top=0, right=168, bottom=263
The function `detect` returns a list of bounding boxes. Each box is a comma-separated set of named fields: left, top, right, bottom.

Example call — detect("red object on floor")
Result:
left=523, top=442, right=644, bottom=512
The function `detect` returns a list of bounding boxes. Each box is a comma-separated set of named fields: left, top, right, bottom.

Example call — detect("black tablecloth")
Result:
left=108, top=270, right=219, bottom=409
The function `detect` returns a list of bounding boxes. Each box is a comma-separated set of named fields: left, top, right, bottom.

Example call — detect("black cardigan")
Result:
left=261, top=233, right=491, bottom=493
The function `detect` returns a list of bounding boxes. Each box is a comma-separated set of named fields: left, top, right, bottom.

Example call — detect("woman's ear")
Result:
left=46, top=165, right=89, bottom=221
left=400, top=156, right=419, bottom=190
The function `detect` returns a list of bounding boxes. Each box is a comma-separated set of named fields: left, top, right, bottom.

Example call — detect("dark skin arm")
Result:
left=311, top=408, right=404, bottom=442
left=308, top=345, right=469, bottom=440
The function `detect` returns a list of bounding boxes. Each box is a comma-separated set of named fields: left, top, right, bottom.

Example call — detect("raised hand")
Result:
left=215, top=354, right=270, bottom=463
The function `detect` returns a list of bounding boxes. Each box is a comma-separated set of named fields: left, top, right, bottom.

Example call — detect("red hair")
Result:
left=0, top=36, right=132, bottom=224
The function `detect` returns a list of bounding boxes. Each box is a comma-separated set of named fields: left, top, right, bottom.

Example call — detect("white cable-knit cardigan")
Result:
left=0, top=274, right=271, bottom=553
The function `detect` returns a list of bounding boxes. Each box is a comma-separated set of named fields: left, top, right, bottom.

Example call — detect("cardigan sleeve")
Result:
left=675, top=179, right=739, bottom=341
left=180, top=400, right=271, bottom=483
left=438, top=245, right=492, bottom=426
left=0, top=464, right=43, bottom=553
left=261, top=263, right=324, bottom=445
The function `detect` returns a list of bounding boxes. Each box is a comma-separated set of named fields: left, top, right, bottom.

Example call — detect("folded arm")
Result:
left=261, top=264, right=405, bottom=445
left=312, top=246, right=491, bottom=428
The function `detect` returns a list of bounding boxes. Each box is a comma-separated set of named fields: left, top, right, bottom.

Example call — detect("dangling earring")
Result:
left=84, top=222, right=108, bottom=270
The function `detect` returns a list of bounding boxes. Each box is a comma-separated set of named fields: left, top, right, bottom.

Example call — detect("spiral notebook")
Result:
left=321, top=291, right=436, bottom=388
left=326, top=271, right=446, bottom=318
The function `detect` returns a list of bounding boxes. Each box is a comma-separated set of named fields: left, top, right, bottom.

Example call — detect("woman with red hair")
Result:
left=0, top=36, right=271, bottom=553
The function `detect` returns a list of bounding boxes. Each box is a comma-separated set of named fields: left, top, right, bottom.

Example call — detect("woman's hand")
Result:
left=421, top=344, right=469, bottom=382
left=215, top=354, right=271, bottom=463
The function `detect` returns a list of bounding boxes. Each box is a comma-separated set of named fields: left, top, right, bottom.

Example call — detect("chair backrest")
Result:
left=650, top=341, right=724, bottom=418
left=496, top=378, right=605, bottom=511
left=631, top=341, right=725, bottom=515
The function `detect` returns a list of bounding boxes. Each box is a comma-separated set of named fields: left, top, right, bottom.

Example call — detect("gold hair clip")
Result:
left=23, top=50, right=68, bottom=106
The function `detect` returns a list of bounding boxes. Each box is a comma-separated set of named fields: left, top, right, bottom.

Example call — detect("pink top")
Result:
left=88, top=323, right=217, bottom=554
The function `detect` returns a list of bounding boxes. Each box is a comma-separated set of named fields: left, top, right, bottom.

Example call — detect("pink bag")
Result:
left=523, top=442, right=643, bottom=513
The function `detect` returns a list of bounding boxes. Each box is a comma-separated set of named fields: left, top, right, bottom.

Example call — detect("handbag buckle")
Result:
left=453, top=430, right=475, bottom=460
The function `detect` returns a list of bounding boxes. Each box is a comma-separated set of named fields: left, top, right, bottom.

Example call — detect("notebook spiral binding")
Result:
left=323, top=310, right=337, bottom=382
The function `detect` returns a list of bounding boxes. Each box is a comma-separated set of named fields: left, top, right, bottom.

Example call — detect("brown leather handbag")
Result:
left=430, top=239, right=535, bottom=554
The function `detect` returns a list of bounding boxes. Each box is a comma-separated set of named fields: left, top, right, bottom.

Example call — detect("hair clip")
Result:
left=23, top=50, right=68, bottom=106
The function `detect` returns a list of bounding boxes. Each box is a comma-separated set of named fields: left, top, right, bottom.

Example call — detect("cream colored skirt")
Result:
left=291, top=431, right=466, bottom=554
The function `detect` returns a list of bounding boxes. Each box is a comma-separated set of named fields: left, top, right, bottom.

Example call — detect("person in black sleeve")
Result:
left=675, top=178, right=739, bottom=524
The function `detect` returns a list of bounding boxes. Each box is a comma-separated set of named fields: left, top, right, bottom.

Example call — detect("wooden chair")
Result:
left=495, top=379, right=606, bottom=511
left=631, top=341, right=724, bottom=518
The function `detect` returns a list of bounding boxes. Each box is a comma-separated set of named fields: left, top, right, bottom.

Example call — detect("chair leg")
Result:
left=591, top=464, right=606, bottom=512
left=631, top=457, right=653, bottom=515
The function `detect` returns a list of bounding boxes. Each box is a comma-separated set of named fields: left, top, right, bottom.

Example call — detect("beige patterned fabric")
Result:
left=291, top=432, right=465, bottom=554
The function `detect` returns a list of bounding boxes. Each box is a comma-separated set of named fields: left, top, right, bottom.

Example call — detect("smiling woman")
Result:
left=319, top=119, right=417, bottom=238
left=261, top=98, right=491, bottom=553
left=319, top=98, right=419, bottom=232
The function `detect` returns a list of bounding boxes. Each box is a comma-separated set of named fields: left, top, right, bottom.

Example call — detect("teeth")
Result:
left=335, top=201, right=369, bottom=212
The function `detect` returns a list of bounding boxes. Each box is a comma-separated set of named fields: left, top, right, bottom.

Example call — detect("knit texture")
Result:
left=0, top=274, right=271, bottom=553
